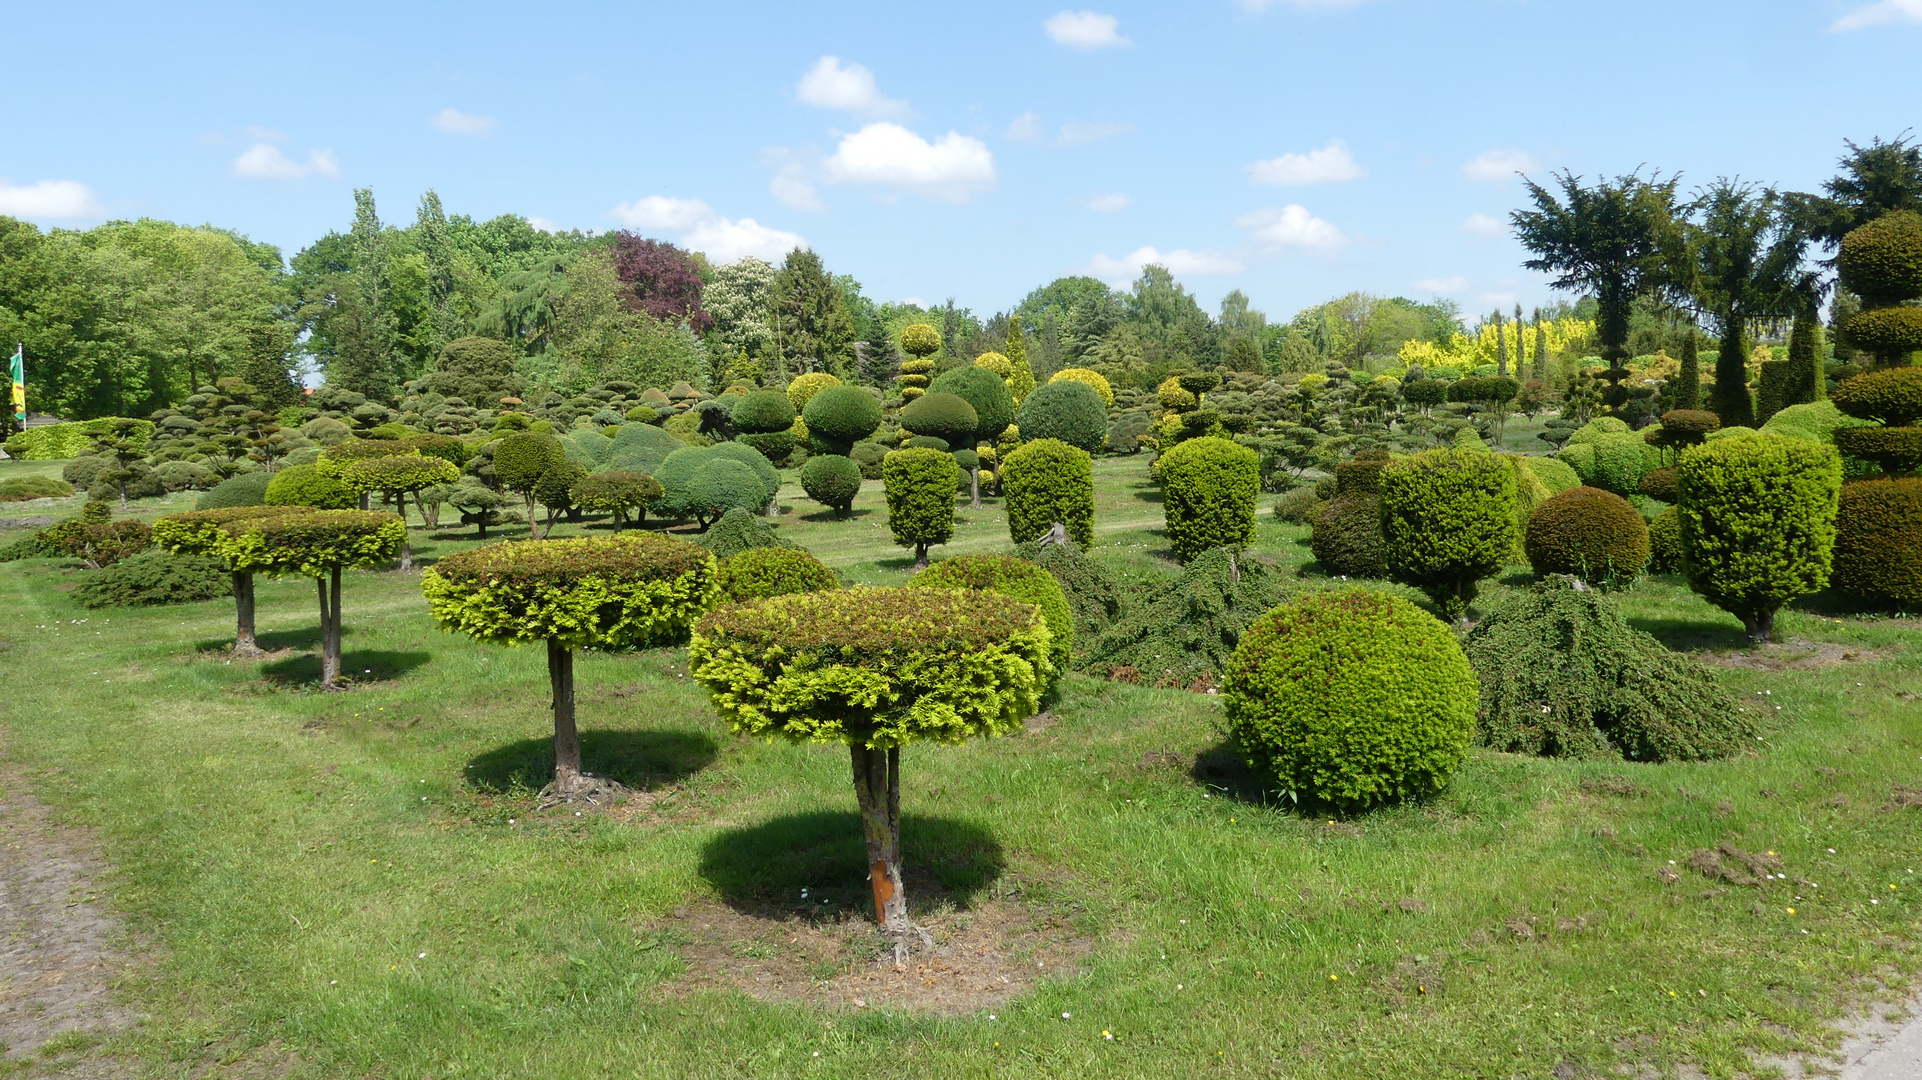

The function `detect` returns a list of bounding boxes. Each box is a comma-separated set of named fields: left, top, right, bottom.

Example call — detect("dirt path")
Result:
left=0, top=759, right=140, bottom=1073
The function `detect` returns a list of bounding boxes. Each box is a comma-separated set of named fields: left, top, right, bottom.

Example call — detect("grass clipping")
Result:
left=1081, top=547, right=1293, bottom=688
left=1465, top=574, right=1755, bottom=761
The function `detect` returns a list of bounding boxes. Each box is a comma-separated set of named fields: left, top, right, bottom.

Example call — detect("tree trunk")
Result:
left=611, top=510, right=624, bottom=535
left=525, top=495, right=540, bottom=539
left=913, top=542, right=930, bottom=571
left=416, top=491, right=440, bottom=531
left=358, top=491, right=370, bottom=512
left=1742, top=609, right=1774, bottom=644
left=319, top=567, right=343, bottom=689
left=767, top=494, right=779, bottom=516
left=232, top=572, right=260, bottom=656
left=850, top=743, right=906, bottom=930
left=969, top=469, right=981, bottom=510
left=547, top=639, right=584, bottom=791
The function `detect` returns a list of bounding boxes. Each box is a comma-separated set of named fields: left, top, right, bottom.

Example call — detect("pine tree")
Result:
left=1514, top=303, right=1526, bottom=373
left=771, top=249, right=855, bottom=378
left=1676, top=332, right=1701, bottom=410
left=1531, top=309, right=1549, bottom=382
left=1493, top=310, right=1508, bottom=376
left=1786, top=307, right=1823, bottom=406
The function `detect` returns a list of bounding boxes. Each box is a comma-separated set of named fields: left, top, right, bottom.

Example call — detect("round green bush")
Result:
left=928, top=365, right=1015, bottom=446
left=196, top=470, right=275, bottom=510
left=1833, top=426, right=1922, bottom=475
left=1842, top=307, right=1922, bottom=358
left=1678, top=433, right=1842, bottom=641
left=716, top=546, right=839, bottom=604
left=849, top=440, right=889, bottom=480
left=899, top=324, right=942, bottom=358
left=1002, top=438, right=1095, bottom=549
left=532, top=460, right=589, bottom=515
left=899, top=392, right=978, bottom=448
left=1310, top=494, right=1384, bottom=578
left=1014, top=380, right=1107, bottom=453
left=705, top=442, right=782, bottom=504
left=0, top=475, right=74, bottom=501
left=1523, top=486, right=1650, bottom=588
left=1522, top=456, right=1583, bottom=495
left=72, top=549, right=232, bottom=609
left=1833, top=366, right=1922, bottom=428
left=800, top=453, right=863, bottom=518
left=883, top=447, right=959, bottom=567
left=1050, top=367, right=1114, bottom=408
left=1638, top=465, right=1679, bottom=502
left=802, top=385, right=884, bottom=453
left=1380, top=447, right=1517, bottom=621
left=265, top=463, right=356, bottom=509
left=1159, top=436, right=1259, bottom=563
left=905, top=435, right=951, bottom=451
left=909, top=553, right=1074, bottom=681
left=735, top=429, right=796, bottom=463
left=654, top=451, right=769, bottom=527
left=1558, top=430, right=1659, bottom=495
left=1837, top=209, right=1922, bottom=305
left=1648, top=506, right=1684, bottom=573
left=62, top=456, right=112, bottom=489
left=1831, top=476, right=1922, bottom=605
left=731, top=389, right=796, bottom=434
left=492, top=432, right=567, bottom=492
left=1222, top=589, right=1478, bottom=812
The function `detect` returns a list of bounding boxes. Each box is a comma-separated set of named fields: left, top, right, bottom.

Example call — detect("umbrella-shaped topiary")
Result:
left=218, top=510, right=407, bottom=687
left=328, top=454, right=461, bottom=568
left=493, top=432, right=569, bottom=538
left=153, top=505, right=312, bottom=656
left=569, top=471, right=664, bottom=533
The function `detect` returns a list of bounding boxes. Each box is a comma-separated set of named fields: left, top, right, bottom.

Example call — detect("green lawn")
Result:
left=2, top=454, right=1919, bottom=1079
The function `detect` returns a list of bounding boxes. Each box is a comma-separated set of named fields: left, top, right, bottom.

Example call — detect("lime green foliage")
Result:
left=801, top=385, right=883, bottom=454
left=1380, top=447, right=1517, bottom=620
left=264, top=464, right=356, bottom=509
left=422, top=534, right=718, bottom=649
left=1764, top=401, right=1881, bottom=477
left=909, top=553, right=1073, bottom=681
left=1159, top=436, right=1259, bottom=563
left=1222, top=589, right=1477, bottom=811
left=1466, top=576, right=1751, bottom=761
left=315, top=439, right=420, bottom=479
left=1501, top=453, right=1556, bottom=562
left=1451, top=425, right=1487, bottom=451
left=1524, top=487, right=1650, bottom=589
left=898, top=323, right=941, bottom=358
left=715, top=547, right=839, bottom=604
left=1050, top=367, right=1114, bottom=408
left=0, top=475, right=74, bottom=501
left=1648, top=505, right=1684, bottom=573
left=928, top=364, right=1016, bottom=446
left=1083, top=548, right=1291, bottom=686
left=785, top=372, right=842, bottom=413
left=1832, top=477, right=1922, bottom=605
left=567, top=471, right=662, bottom=530
left=1015, top=379, right=1107, bottom=453
left=1013, top=537, right=1122, bottom=639
left=3, top=417, right=153, bottom=460
left=1002, top=438, right=1095, bottom=548
left=799, top=453, right=862, bottom=517
left=1833, top=367, right=1922, bottom=427
left=688, top=587, right=1050, bottom=748
left=1678, top=434, right=1842, bottom=641
left=73, top=549, right=231, bottom=609
left=898, top=392, right=977, bottom=450
left=882, top=447, right=959, bottom=565
left=195, top=471, right=274, bottom=510
left=153, top=505, right=307, bottom=560
left=336, top=454, right=460, bottom=498
left=219, top=510, right=406, bottom=577
left=1558, top=422, right=1660, bottom=496
left=697, top=508, right=799, bottom=560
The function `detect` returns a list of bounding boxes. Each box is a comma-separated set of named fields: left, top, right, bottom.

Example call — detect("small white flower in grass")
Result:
left=418, top=952, right=427, bottom=959
left=1062, top=1012, right=1071, bottom=1019
left=1829, top=849, right=1837, bottom=854
left=1104, top=1030, right=1114, bottom=1040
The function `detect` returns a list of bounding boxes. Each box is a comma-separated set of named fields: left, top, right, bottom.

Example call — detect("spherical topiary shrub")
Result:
left=1648, top=506, right=1684, bottom=573
left=1831, top=476, right=1922, bottom=606
left=1380, top=447, right=1517, bottom=622
left=1638, top=466, right=1679, bottom=503
left=802, top=385, right=884, bottom=454
left=850, top=440, right=889, bottom=480
left=899, top=392, right=978, bottom=451
left=1839, top=209, right=1922, bottom=305
left=731, top=389, right=798, bottom=462
left=1310, top=494, right=1384, bottom=578
left=1002, top=438, right=1095, bottom=549
left=1832, top=366, right=1922, bottom=427
left=909, top=553, right=1074, bottom=683
left=786, top=372, right=842, bottom=413
left=706, top=442, right=782, bottom=505
left=800, top=452, right=863, bottom=518
left=1221, top=589, right=1478, bottom=812
left=1159, top=436, right=1259, bottom=563
left=196, top=470, right=274, bottom=510
left=1050, top=367, right=1115, bottom=409
left=73, top=549, right=232, bottom=609
left=883, top=447, right=959, bottom=569
left=1523, top=486, right=1650, bottom=588
left=653, top=449, right=770, bottom=529
left=928, top=364, right=1016, bottom=448
left=715, top=546, right=839, bottom=604
left=569, top=471, right=664, bottom=532
left=265, top=463, right=356, bottom=510
left=1014, top=379, right=1107, bottom=453
left=899, top=323, right=942, bottom=359
left=1678, top=433, right=1841, bottom=642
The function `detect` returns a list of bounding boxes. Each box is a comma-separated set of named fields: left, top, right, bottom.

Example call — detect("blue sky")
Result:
left=4, top=0, right=1920, bottom=323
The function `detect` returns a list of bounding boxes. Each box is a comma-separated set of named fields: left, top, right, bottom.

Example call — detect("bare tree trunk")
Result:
left=969, top=469, right=981, bottom=510
left=547, top=638, right=583, bottom=791
left=850, top=743, right=906, bottom=930
left=416, top=491, right=440, bottom=531
left=319, top=567, right=343, bottom=689
left=232, top=572, right=260, bottom=656
left=913, top=542, right=930, bottom=571
left=358, top=491, right=370, bottom=512
left=611, top=510, right=624, bottom=535
left=525, top=495, right=540, bottom=539
left=1742, top=610, right=1774, bottom=644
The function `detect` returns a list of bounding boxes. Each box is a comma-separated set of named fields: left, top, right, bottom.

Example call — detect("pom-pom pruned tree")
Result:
left=153, top=505, right=308, bottom=656
left=220, top=510, right=407, bottom=687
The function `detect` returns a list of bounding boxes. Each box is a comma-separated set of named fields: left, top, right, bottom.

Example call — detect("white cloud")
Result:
left=1413, top=276, right=1469, bottom=294
left=1831, top=0, right=1922, bottom=30
left=1483, top=291, right=1519, bottom=308
left=1462, top=149, right=1539, bottom=183
left=1247, top=141, right=1364, bottom=185
left=795, top=56, right=908, bottom=117
left=240, top=125, right=288, bottom=142
left=1235, top=205, right=1348, bottom=252
left=1006, top=111, right=1045, bottom=143
left=431, top=108, right=495, bottom=136
left=1057, top=121, right=1132, bottom=146
left=823, top=123, right=996, bottom=202
left=0, top=179, right=104, bottom=220
left=769, top=166, right=823, bottom=212
left=232, top=143, right=340, bottom=180
left=683, top=217, right=806, bottom=263
left=1044, top=10, right=1129, bottom=48
left=1087, top=193, right=1130, bottom=212
left=526, top=217, right=564, bottom=234
left=1460, top=212, right=1508, bottom=238
left=1086, top=246, right=1241, bottom=282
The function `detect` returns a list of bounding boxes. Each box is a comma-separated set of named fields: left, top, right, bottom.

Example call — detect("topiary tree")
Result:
left=315, top=439, right=420, bottom=510
left=1309, top=453, right=1389, bottom=578
left=897, top=392, right=977, bottom=452
left=928, top=364, right=1016, bottom=450
left=1002, top=438, right=1095, bottom=549
left=1379, top=447, right=1518, bottom=622
left=1158, top=436, right=1259, bottom=563
left=688, top=587, right=1050, bottom=937
left=219, top=510, right=407, bottom=687
left=1836, top=209, right=1922, bottom=368
left=424, top=534, right=720, bottom=800
left=569, top=471, right=663, bottom=533
left=801, top=385, right=884, bottom=454
left=1014, top=379, right=1107, bottom=453
left=799, top=453, right=862, bottom=518
left=653, top=449, right=770, bottom=530
left=715, top=546, right=839, bottom=603
left=1050, top=367, right=1114, bottom=409
left=897, top=323, right=941, bottom=398
left=153, top=506, right=309, bottom=656
left=531, top=460, right=590, bottom=539
left=730, top=389, right=798, bottom=463
left=786, top=372, right=843, bottom=413
left=697, top=507, right=799, bottom=559
left=883, top=447, right=959, bottom=569
left=1831, top=366, right=1922, bottom=475
left=1677, top=433, right=1841, bottom=642
left=1523, top=486, right=1650, bottom=589
left=908, top=553, right=1073, bottom=690
left=264, top=463, right=356, bottom=510
left=332, top=454, right=462, bottom=568
left=1831, top=476, right=1922, bottom=606
left=196, top=470, right=274, bottom=511
left=492, top=432, right=568, bottom=538
left=1221, top=589, right=1477, bottom=812
left=447, top=481, right=509, bottom=538
left=706, top=441, right=783, bottom=514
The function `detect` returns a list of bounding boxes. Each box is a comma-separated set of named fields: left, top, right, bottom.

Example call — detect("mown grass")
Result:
left=1, top=453, right=1920, bottom=1079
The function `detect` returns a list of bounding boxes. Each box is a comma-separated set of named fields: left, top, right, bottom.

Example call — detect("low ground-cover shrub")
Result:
left=73, top=549, right=232, bottom=608
left=1082, top=547, right=1292, bottom=687
left=1013, top=537, right=1122, bottom=640
left=698, top=508, right=799, bottom=560
left=0, top=476, right=73, bottom=501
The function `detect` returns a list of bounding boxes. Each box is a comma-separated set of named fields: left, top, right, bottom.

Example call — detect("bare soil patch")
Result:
left=1698, top=640, right=1891, bottom=672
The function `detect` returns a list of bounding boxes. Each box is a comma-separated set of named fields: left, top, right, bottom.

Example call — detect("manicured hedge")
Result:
left=1310, top=493, right=1384, bottom=578
left=1002, top=438, right=1094, bottom=549
left=1831, top=476, right=1922, bottom=605
left=883, top=447, right=959, bottom=568
left=1523, top=486, right=1650, bottom=588
left=3, top=418, right=153, bottom=461
left=1158, top=436, right=1259, bottom=563
left=715, top=547, right=839, bottom=604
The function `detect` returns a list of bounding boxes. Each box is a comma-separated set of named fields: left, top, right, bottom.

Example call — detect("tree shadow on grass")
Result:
left=196, top=625, right=328, bottom=654
left=699, top=811, right=1003, bottom=917
left=465, top=728, right=719, bottom=794
left=1627, top=614, right=1750, bottom=652
left=259, top=649, right=432, bottom=686
left=1131, top=485, right=1164, bottom=505
left=1793, top=588, right=1922, bottom=621
left=796, top=507, right=874, bottom=524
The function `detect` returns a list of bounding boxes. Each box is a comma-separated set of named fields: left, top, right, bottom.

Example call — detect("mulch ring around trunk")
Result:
left=1697, top=640, right=1891, bottom=672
